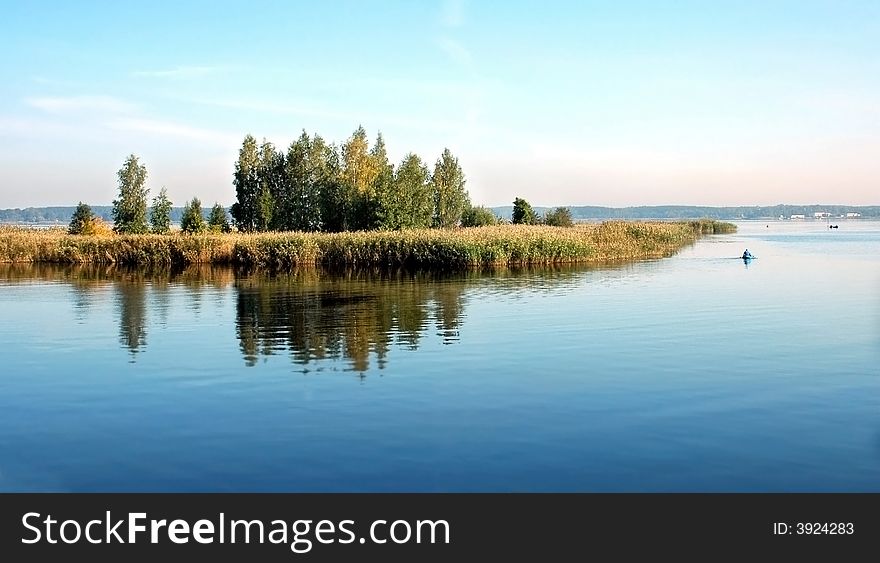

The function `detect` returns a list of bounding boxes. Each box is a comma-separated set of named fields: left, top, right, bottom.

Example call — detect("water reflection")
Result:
left=66, top=266, right=114, bottom=322
left=116, top=271, right=147, bottom=358
left=0, top=263, right=623, bottom=371
left=234, top=269, right=473, bottom=371
left=3, top=225, right=880, bottom=492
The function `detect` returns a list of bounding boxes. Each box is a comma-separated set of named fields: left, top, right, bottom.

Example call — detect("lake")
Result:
left=1, top=221, right=878, bottom=491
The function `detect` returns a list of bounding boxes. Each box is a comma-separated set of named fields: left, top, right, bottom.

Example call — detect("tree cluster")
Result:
left=512, top=197, right=574, bottom=227
left=68, top=202, right=111, bottom=235
left=70, top=154, right=230, bottom=235
left=543, top=206, right=574, bottom=227
left=180, top=199, right=231, bottom=233
left=70, top=133, right=485, bottom=236
left=230, top=127, right=472, bottom=232
left=461, top=205, right=499, bottom=227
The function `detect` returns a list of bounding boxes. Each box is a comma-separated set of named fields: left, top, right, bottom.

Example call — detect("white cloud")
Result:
left=29, top=76, right=84, bottom=88
left=437, top=37, right=473, bottom=69
left=107, top=117, right=239, bottom=146
left=25, top=95, right=135, bottom=114
left=179, top=96, right=463, bottom=135
left=441, top=0, right=465, bottom=27
left=0, top=115, right=76, bottom=137
left=18, top=94, right=242, bottom=149
left=188, top=97, right=353, bottom=121
left=131, top=65, right=228, bottom=79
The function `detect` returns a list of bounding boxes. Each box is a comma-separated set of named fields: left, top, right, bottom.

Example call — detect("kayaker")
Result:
left=742, top=249, right=753, bottom=259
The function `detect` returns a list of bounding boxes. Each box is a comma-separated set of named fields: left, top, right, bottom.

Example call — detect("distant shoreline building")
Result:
left=813, top=211, right=831, bottom=219
left=790, top=214, right=805, bottom=220
left=846, top=212, right=861, bottom=218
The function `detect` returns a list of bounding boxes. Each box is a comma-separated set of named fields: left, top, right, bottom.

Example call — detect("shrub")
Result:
left=543, top=207, right=574, bottom=227
left=68, top=202, right=96, bottom=235
left=461, top=206, right=499, bottom=227
left=208, top=203, right=231, bottom=233
left=150, top=187, right=173, bottom=234
left=181, top=198, right=206, bottom=234
left=512, top=197, right=538, bottom=225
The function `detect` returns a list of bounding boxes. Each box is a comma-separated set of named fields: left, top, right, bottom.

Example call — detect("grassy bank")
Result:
left=688, top=218, right=738, bottom=234
left=0, top=220, right=735, bottom=269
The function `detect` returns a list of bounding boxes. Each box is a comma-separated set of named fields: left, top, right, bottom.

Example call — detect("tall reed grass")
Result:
left=688, top=219, right=738, bottom=234
left=0, top=220, right=735, bottom=269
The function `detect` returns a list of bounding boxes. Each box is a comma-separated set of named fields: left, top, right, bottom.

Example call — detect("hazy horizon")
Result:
left=2, top=0, right=878, bottom=208
left=3, top=202, right=880, bottom=211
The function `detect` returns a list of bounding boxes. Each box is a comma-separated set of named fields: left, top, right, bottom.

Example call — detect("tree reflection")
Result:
left=433, top=281, right=465, bottom=344
left=115, top=271, right=147, bottom=358
left=234, top=269, right=469, bottom=372
left=0, top=262, right=600, bottom=371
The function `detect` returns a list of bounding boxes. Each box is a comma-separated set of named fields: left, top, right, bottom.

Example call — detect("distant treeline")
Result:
left=5, top=203, right=878, bottom=224
left=0, top=206, right=189, bottom=224
left=492, top=205, right=880, bottom=221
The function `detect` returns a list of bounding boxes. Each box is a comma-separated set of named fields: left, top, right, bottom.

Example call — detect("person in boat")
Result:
left=742, top=249, right=753, bottom=259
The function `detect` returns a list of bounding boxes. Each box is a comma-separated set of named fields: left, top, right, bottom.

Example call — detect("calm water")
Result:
left=1, top=221, right=878, bottom=492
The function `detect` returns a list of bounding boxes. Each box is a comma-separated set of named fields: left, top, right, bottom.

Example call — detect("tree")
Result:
left=303, top=134, right=334, bottom=231
left=340, top=126, right=378, bottom=230
left=280, top=131, right=323, bottom=231
left=543, top=206, right=574, bottom=227
left=229, top=129, right=474, bottom=233
left=278, top=131, right=308, bottom=231
left=393, top=153, right=433, bottom=229
left=431, top=148, right=470, bottom=228
left=208, top=203, right=231, bottom=233
left=257, top=139, right=283, bottom=232
left=68, top=202, right=96, bottom=235
left=149, top=187, right=173, bottom=234
left=112, top=154, right=150, bottom=233
left=512, top=197, right=538, bottom=225
left=461, top=205, right=498, bottom=227
left=370, top=133, right=396, bottom=229
left=231, top=135, right=260, bottom=232
left=181, top=198, right=206, bottom=233
left=316, top=140, right=346, bottom=232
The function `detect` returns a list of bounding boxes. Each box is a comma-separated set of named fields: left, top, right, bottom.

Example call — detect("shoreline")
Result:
left=0, top=221, right=735, bottom=269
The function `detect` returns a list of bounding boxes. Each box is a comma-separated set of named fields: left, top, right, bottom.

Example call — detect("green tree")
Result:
left=370, top=133, right=395, bottom=229
left=340, top=126, right=378, bottom=230
left=68, top=202, right=96, bottom=235
left=281, top=131, right=323, bottom=231
left=543, top=206, right=574, bottom=227
left=257, top=139, right=283, bottom=232
left=181, top=197, right=206, bottom=233
left=393, top=153, right=433, bottom=229
left=231, top=135, right=260, bottom=232
left=431, top=148, right=469, bottom=228
left=208, top=203, right=231, bottom=233
left=278, top=131, right=307, bottom=231
left=149, top=187, right=173, bottom=234
left=230, top=129, right=473, bottom=233
left=461, top=205, right=498, bottom=227
left=316, top=140, right=346, bottom=232
left=112, top=154, right=150, bottom=233
left=512, top=197, right=538, bottom=225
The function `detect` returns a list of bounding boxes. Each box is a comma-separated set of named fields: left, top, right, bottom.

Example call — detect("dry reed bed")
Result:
left=0, top=221, right=735, bottom=269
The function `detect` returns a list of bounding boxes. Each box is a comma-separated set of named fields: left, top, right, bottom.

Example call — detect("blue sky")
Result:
left=1, top=0, right=878, bottom=207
